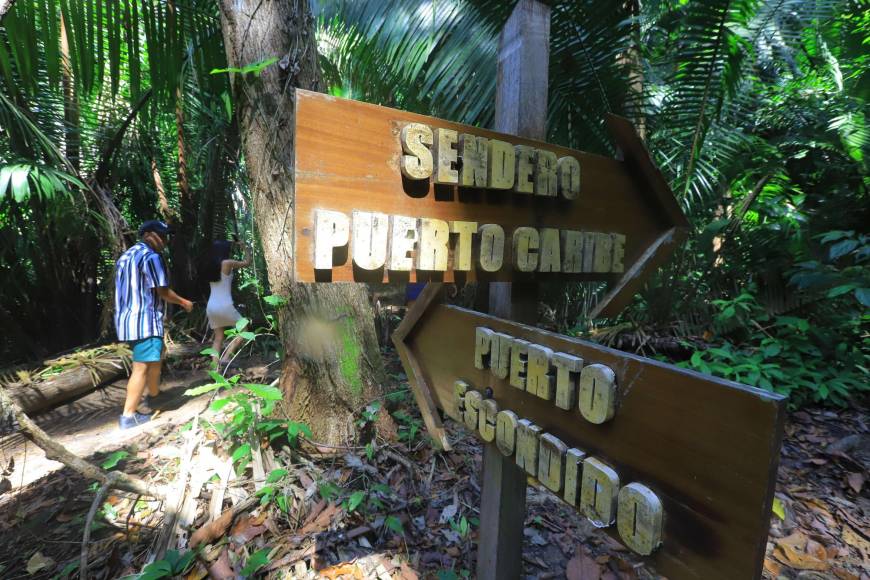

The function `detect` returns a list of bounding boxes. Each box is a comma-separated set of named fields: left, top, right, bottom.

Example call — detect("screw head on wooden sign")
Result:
left=294, top=90, right=689, bottom=317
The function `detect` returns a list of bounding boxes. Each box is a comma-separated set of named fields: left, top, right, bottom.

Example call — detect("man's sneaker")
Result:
left=119, top=412, right=152, bottom=430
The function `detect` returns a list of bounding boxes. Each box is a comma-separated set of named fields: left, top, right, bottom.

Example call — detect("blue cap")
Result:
left=138, top=220, right=172, bottom=237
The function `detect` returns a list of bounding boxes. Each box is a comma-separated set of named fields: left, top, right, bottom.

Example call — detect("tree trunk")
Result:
left=60, top=13, right=80, bottom=172
left=218, top=0, right=387, bottom=446
left=171, top=81, right=198, bottom=298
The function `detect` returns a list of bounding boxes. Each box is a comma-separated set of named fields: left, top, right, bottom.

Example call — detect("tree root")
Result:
left=0, top=385, right=167, bottom=499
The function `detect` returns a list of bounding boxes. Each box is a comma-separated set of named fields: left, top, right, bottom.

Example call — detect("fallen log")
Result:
left=4, top=342, right=201, bottom=415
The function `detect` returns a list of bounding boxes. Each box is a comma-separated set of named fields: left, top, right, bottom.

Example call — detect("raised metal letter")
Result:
left=563, top=448, right=586, bottom=506
left=352, top=211, right=388, bottom=270
left=578, top=364, right=617, bottom=424
left=552, top=352, right=583, bottom=411
left=479, top=224, right=505, bottom=272
left=478, top=398, right=499, bottom=443
left=538, top=433, right=568, bottom=493
left=512, top=227, right=539, bottom=272
left=515, top=419, right=542, bottom=476
left=459, top=133, right=488, bottom=188
left=495, top=410, right=518, bottom=456
left=617, top=483, right=664, bottom=556
left=474, top=327, right=494, bottom=370
left=314, top=210, right=350, bottom=270
left=433, top=128, right=459, bottom=184
left=400, top=123, right=434, bottom=180
left=526, top=344, right=554, bottom=400
left=580, top=457, right=620, bottom=527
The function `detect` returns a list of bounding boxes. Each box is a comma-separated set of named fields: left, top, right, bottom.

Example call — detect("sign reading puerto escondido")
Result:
left=392, top=296, right=787, bottom=580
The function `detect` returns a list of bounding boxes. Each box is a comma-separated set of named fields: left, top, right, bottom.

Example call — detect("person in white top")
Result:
left=204, top=239, right=251, bottom=366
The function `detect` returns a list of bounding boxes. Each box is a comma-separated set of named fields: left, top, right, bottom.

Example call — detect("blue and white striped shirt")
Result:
left=114, top=242, right=169, bottom=341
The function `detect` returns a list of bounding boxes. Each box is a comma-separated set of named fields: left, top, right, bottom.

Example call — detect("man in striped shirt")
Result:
left=114, top=220, right=193, bottom=429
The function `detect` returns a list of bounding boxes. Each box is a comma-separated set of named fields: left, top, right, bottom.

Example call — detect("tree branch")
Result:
left=0, top=385, right=166, bottom=499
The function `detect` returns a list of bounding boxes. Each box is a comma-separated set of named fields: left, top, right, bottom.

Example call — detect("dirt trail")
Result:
left=0, top=367, right=212, bottom=491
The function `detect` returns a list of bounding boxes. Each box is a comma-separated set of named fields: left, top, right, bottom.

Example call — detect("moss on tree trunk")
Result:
left=218, top=0, right=388, bottom=446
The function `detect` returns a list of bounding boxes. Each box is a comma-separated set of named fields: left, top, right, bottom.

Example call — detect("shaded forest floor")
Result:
left=0, top=346, right=867, bottom=579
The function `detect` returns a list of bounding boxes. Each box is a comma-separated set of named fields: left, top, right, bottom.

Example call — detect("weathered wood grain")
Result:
left=404, top=304, right=785, bottom=580
left=293, top=91, right=687, bottom=292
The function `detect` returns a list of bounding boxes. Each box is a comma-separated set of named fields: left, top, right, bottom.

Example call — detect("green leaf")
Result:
left=771, top=498, right=786, bottom=519
left=240, top=548, right=271, bottom=575
left=819, top=230, right=852, bottom=244
left=173, top=550, right=196, bottom=574
left=266, top=469, right=288, bottom=483
left=200, top=347, right=219, bottom=357
left=101, top=450, right=129, bottom=470
left=136, top=560, right=173, bottom=580
left=287, top=421, right=312, bottom=442
left=318, top=482, right=340, bottom=502
left=209, top=397, right=232, bottom=412
left=56, top=560, right=79, bottom=579
left=244, top=383, right=283, bottom=400
left=11, top=165, right=30, bottom=202
left=235, top=317, right=250, bottom=332
left=346, top=490, right=365, bottom=512
left=827, top=284, right=858, bottom=298
left=264, top=294, right=287, bottom=307
left=828, top=239, right=858, bottom=260
left=762, top=343, right=782, bottom=358
left=208, top=370, right=230, bottom=385
left=239, top=331, right=257, bottom=341
left=184, top=383, right=222, bottom=397
left=384, top=515, right=404, bottom=535
left=211, top=56, right=278, bottom=76
left=221, top=91, right=232, bottom=121
left=231, top=443, right=251, bottom=464
left=255, top=485, right=275, bottom=500
left=0, top=165, right=13, bottom=198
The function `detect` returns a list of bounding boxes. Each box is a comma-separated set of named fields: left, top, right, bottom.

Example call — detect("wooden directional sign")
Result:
left=393, top=286, right=786, bottom=580
left=293, top=90, right=689, bottom=316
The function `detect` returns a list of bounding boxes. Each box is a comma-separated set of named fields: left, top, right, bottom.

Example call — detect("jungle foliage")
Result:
left=1, top=0, right=867, bottom=406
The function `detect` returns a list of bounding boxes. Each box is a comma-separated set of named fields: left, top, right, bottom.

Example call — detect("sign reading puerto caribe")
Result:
left=292, top=90, right=688, bottom=317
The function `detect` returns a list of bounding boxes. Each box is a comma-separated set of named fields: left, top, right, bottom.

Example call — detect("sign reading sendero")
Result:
left=293, top=90, right=689, bottom=316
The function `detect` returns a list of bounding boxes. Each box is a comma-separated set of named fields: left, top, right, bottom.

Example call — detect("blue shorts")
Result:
left=129, top=337, right=164, bottom=363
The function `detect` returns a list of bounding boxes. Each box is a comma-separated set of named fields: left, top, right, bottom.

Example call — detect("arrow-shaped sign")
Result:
left=293, top=90, right=688, bottom=317
left=393, top=285, right=785, bottom=580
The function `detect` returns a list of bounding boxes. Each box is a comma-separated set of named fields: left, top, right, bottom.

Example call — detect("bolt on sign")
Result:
left=392, top=290, right=786, bottom=580
left=293, top=90, right=690, bottom=316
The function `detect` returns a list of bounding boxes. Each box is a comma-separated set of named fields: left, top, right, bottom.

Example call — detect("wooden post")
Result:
left=479, top=2, right=551, bottom=579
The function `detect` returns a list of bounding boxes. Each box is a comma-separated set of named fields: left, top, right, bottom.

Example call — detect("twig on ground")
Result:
left=381, top=448, right=414, bottom=473
left=81, top=477, right=113, bottom=580
left=149, top=416, right=201, bottom=561
left=264, top=512, right=411, bottom=572
left=0, top=384, right=166, bottom=499
left=124, top=493, right=144, bottom=546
